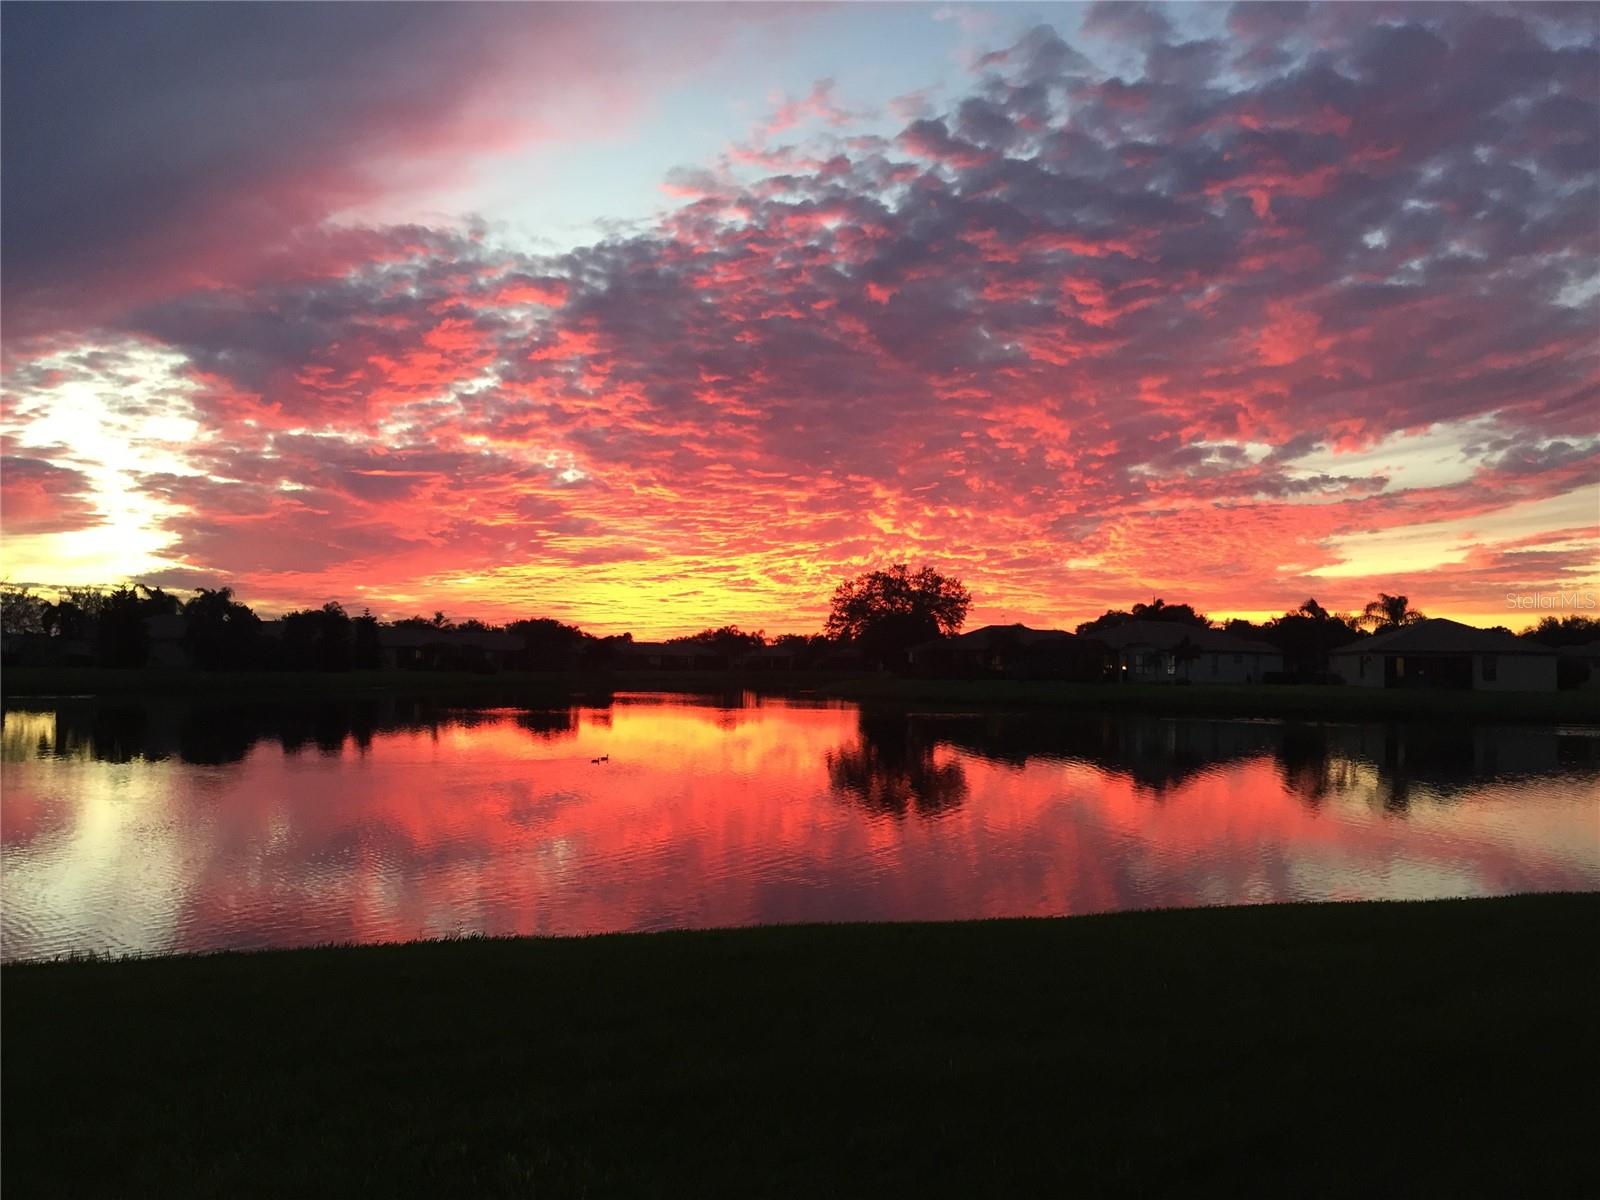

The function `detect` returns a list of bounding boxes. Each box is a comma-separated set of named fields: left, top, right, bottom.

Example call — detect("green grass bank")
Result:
left=5, top=894, right=1597, bottom=1197
left=4, top=664, right=1597, bottom=723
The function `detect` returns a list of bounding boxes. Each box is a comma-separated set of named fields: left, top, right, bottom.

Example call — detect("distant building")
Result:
left=733, top=645, right=798, bottom=672
left=907, top=625, right=1109, bottom=681
left=1556, top=639, right=1600, bottom=690
left=377, top=626, right=521, bottom=673
left=1328, top=619, right=1556, bottom=691
left=617, top=641, right=729, bottom=670
left=1091, top=621, right=1282, bottom=684
left=145, top=613, right=190, bottom=668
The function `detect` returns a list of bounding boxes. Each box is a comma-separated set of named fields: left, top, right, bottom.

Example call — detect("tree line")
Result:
left=2, top=569, right=1594, bottom=673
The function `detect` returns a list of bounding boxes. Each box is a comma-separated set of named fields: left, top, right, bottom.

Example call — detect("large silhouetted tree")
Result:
left=508, top=617, right=590, bottom=670
left=182, top=587, right=262, bottom=670
left=825, top=564, right=970, bottom=667
left=95, top=586, right=150, bottom=667
left=352, top=609, right=382, bottom=669
left=669, top=626, right=766, bottom=657
left=281, top=602, right=353, bottom=671
left=1259, top=598, right=1363, bottom=679
left=1521, top=614, right=1600, bottom=647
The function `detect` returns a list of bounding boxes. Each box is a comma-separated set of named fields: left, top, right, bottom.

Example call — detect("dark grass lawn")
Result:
left=5, top=665, right=1598, bottom=724
left=5, top=895, right=1598, bottom=1197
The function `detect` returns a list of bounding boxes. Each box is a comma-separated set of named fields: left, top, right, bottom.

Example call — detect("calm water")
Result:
left=3, top=692, right=1597, bottom=961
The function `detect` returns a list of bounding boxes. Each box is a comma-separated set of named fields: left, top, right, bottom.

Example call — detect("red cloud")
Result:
left=5, top=8, right=1597, bottom=632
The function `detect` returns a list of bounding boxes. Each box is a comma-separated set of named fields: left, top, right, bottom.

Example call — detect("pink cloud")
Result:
left=5, top=7, right=1598, bottom=633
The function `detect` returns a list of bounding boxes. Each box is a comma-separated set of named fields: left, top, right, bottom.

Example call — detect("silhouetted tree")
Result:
left=1361, top=593, right=1424, bottom=631
left=281, top=602, right=353, bottom=671
left=1522, top=614, right=1600, bottom=647
left=1, top=585, right=49, bottom=636
left=508, top=617, right=590, bottom=670
left=394, top=612, right=454, bottom=631
left=138, top=585, right=181, bottom=617
left=1077, top=598, right=1210, bottom=634
left=1259, top=599, right=1364, bottom=680
left=772, top=633, right=831, bottom=667
left=352, top=609, right=382, bottom=669
left=825, top=564, right=970, bottom=667
left=182, top=587, right=263, bottom=670
left=44, top=589, right=105, bottom=640
left=584, top=632, right=633, bottom=668
left=96, top=586, right=149, bottom=667
left=825, top=710, right=969, bottom=818
left=669, top=625, right=766, bottom=657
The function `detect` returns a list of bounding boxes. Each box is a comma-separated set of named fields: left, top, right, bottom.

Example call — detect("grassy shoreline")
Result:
left=4, top=664, right=1597, bottom=722
left=5, top=894, right=1597, bottom=1196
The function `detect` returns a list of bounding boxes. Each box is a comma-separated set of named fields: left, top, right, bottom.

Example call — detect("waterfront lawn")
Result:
left=4, top=664, right=1597, bottom=723
left=4, top=894, right=1597, bottom=1197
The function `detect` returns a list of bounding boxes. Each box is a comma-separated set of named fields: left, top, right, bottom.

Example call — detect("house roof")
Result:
left=908, top=624, right=1102, bottom=657
left=951, top=623, right=1076, bottom=648
left=622, top=641, right=711, bottom=655
left=378, top=626, right=520, bottom=651
left=1329, top=618, right=1554, bottom=657
left=1091, top=620, right=1278, bottom=655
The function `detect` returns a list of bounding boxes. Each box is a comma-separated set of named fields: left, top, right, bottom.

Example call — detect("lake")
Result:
left=3, top=692, right=1597, bottom=961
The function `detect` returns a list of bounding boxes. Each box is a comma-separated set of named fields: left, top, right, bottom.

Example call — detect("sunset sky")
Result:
left=2, top=1, right=1596, bottom=636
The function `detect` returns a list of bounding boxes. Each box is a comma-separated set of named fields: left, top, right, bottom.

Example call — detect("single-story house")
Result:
left=733, top=645, right=798, bottom=672
left=145, top=613, right=190, bottom=668
left=1092, top=621, right=1283, bottom=684
left=378, top=626, right=522, bottom=673
left=618, top=641, right=729, bottom=670
left=0, top=632, right=94, bottom=667
left=1328, top=619, right=1556, bottom=691
left=907, top=625, right=1109, bottom=681
left=1556, top=639, right=1600, bottom=690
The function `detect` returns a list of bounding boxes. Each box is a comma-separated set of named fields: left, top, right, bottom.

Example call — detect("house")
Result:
left=0, top=632, right=94, bottom=667
left=377, top=626, right=521, bottom=673
left=1092, top=621, right=1282, bottom=684
left=907, top=624, right=1109, bottom=680
left=1328, top=619, right=1556, bottom=691
left=618, top=641, right=729, bottom=670
left=144, top=613, right=190, bottom=668
left=733, top=645, right=798, bottom=672
left=1555, top=639, right=1600, bottom=690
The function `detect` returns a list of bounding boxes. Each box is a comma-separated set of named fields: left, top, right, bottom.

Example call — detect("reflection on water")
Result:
left=3, top=693, right=1597, bottom=960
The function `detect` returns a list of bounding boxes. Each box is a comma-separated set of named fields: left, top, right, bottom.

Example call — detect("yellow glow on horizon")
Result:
left=1309, top=487, right=1599, bottom=581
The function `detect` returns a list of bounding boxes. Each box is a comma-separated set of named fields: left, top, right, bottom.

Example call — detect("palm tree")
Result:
left=1361, top=593, right=1424, bottom=631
